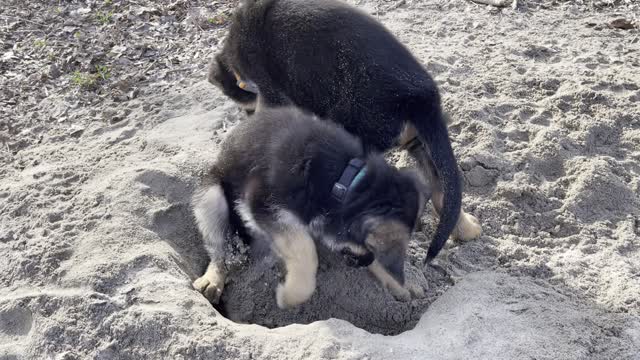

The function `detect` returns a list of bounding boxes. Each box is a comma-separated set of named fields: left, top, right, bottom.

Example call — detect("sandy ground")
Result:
left=1, top=0, right=640, bottom=359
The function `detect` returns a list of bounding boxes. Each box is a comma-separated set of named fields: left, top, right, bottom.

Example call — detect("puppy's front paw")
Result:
left=193, top=276, right=223, bottom=304
left=275, top=282, right=314, bottom=309
left=389, top=285, right=411, bottom=302
left=407, top=283, right=425, bottom=299
left=453, top=212, right=482, bottom=242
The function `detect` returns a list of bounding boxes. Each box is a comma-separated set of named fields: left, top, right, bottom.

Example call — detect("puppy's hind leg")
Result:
left=192, top=184, right=230, bottom=304
left=404, top=132, right=482, bottom=242
left=432, top=190, right=482, bottom=242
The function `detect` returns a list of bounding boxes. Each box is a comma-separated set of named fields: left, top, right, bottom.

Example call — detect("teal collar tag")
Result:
left=350, top=167, right=367, bottom=190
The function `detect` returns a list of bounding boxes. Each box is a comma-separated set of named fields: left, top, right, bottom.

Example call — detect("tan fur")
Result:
left=397, top=123, right=483, bottom=242
left=342, top=242, right=369, bottom=256
left=192, top=262, right=226, bottom=304
left=272, top=211, right=319, bottom=309
left=364, top=219, right=412, bottom=300
left=233, top=70, right=242, bottom=82
left=368, top=260, right=410, bottom=301
left=454, top=212, right=482, bottom=241
left=192, top=185, right=229, bottom=303
left=432, top=192, right=482, bottom=241
left=365, top=219, right=410, bottom=253
left=398, top=123, right=419, bottom=149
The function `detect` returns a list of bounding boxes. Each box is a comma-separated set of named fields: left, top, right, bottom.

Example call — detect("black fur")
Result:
left=210, top=0, right=462, bottom=262
left=208, top=107, right=423, bottom=269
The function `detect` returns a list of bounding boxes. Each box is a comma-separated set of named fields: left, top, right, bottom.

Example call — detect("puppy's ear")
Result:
left=400, top=168, right=431, bottom=230
left=347, top=216, right=375, bottom=245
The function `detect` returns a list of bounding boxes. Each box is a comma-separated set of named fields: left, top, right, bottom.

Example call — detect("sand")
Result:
left=1, top=0, right=639, bottom=359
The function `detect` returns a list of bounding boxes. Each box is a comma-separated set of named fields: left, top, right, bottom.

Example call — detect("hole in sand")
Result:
left=140, top=169, right=450, bottom=335
left=0, top=305, right=33, bottom=337
left=220, top=242, right=450, bottom=335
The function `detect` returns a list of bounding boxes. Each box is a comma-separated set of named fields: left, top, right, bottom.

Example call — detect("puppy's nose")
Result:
left=378, top=252, right=405, bottom=285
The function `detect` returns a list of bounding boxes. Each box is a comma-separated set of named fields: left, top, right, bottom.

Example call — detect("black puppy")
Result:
left=192, top=107, right=428, bottom=307
left=208, top=0, right=482, bottom=263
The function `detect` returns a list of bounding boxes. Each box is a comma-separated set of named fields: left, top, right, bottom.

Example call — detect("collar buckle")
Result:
left=332, top=158, right=366, bottom=203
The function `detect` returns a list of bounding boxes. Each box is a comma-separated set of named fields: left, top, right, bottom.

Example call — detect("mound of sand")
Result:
left=1, top=0, right=639, bottom=359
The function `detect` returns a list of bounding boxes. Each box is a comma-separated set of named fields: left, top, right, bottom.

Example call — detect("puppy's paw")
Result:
left=453, top=212, right=482, bottom=242
left=389, top=285, right=411, bottom=302
left=407, top=283, right=425, bottom=299
left=193, top=276, right=223, bottom=304
left=275, top=282, right=314, bottom=309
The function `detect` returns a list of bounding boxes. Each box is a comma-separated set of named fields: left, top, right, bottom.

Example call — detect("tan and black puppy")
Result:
left=208, top=0, right=482, bottom=264
left=192, top=107, right=428, bottom=308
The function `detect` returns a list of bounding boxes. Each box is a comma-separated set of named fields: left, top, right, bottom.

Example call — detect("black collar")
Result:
left=331, top=158, right=367, bottom=203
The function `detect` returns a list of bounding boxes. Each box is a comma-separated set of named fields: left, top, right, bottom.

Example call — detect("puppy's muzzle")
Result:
left=376, top=251, right=405, bottom=285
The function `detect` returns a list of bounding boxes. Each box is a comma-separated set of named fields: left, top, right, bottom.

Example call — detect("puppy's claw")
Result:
left=193, top=276, right=223, bottom=304
left=453, top=212, right=482, bottom=242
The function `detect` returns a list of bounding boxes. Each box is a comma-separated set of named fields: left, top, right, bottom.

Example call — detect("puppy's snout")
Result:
left=364, top=219, right=410, bottom=286
left=377, top=251, right=405, bottom=285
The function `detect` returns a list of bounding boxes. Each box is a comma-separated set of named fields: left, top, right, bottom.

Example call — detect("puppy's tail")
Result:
left=409, top=99, right=461, bottom=264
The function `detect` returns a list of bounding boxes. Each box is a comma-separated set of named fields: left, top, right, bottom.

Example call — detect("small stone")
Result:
left=460, top=157, right=478, bottom=171
left=103, top=109, right=124, bottom=123
left=0, top=229, right=14, bottom=242
left=610, top=18, right=636, bottom=30
left=48, top=64, right=61, bottom=79
left=69, top=126, right=84, bottom=138
left=128, top=88, right=139, bottom=99
left=112, top=94, right=128, bottom=103
left=466, top=166, right=498, bottom=187
left=48, top=212, right=63, bottom=223
left=1, top=51, right=15, bottom=61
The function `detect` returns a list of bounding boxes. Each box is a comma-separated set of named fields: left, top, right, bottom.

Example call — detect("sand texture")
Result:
left=1, top=0, right=639, bottom=359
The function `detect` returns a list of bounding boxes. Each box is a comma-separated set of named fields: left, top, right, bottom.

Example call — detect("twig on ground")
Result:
left=165, top=66, right=193, bottom=75
left=0, top=15, right=45, bottom=26
left=385, top=0, right=407, bottom=13
left=374, top=0, right=407, bottom=16
left=142, top=60, right=157, bottom=74
left=469, top=0, right=514, bottom=8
